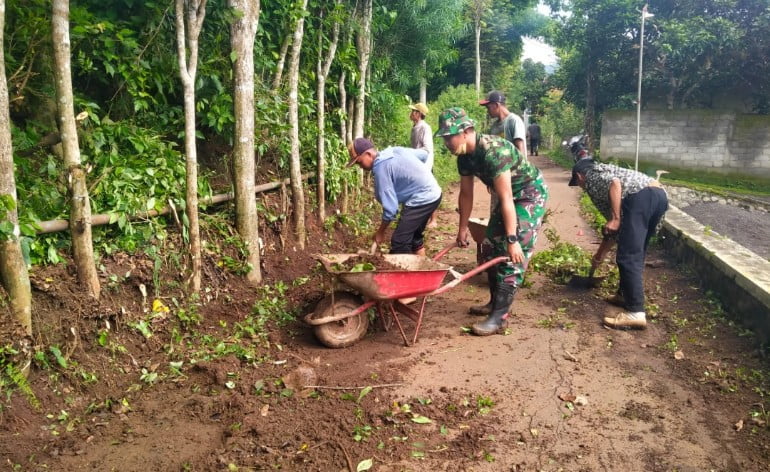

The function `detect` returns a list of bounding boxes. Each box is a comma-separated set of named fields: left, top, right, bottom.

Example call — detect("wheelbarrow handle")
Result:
left=428, top=255, right=509, bottom=297
left=432, top=241, right=460, bottom=262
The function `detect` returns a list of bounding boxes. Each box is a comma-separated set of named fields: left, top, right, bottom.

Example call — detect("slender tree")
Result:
left=175, top=0, right=206, bottom=293
left=271, top=26, right=291, bottom=91
left=339, top=70, right=347, bottom=142
left=287, top=0, right=308, bottom=248
left=352, top=0, right=372, bottom=139
left=51, top=0, right=100, bottom=298
left=315, top=0, right=341, bottom=224
left=229, top=0, right=262, bottom=284
left=0, top=0, right=32, bottom=338
left=468, top=0, right=492, bottom=98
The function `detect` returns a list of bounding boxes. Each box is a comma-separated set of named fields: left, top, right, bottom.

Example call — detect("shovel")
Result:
left=567, top=268, right=606, bottom=290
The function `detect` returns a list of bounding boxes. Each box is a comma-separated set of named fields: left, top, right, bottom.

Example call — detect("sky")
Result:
left=522, top=37, right=558, bottom=67
left=521, top=2, right=559, bottom=69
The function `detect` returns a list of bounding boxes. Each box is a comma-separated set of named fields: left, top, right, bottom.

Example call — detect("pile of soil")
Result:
left=333, top=253, right=402, bottom=272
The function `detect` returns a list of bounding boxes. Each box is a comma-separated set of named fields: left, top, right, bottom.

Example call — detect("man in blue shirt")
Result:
left=347, top=137, right=442, bottom=255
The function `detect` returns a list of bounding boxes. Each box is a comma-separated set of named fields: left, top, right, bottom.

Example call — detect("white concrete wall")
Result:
left=600, top=110, right=770, bottom=177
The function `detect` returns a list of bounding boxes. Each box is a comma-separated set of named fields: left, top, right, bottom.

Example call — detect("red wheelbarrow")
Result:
left=305, top=242, right=507, bottom=348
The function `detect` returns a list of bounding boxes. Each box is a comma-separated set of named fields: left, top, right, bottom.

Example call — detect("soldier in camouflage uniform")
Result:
left=436, top=107, right=548, bottom=336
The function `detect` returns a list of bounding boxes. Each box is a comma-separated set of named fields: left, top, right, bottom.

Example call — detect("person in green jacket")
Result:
left=436, top=107, right=548, bottom=335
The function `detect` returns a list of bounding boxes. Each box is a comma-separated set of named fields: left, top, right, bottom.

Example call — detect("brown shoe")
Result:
left=605, top=293, right=625, bottom=307
left=603, top=312, right=646, bottom=330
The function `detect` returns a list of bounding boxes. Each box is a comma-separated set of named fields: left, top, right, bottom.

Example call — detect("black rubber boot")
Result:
left=468, top=271, right=496, bottom=316
left=471, top=284, right=516, bottom=336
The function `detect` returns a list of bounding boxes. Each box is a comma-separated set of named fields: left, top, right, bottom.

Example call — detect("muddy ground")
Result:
left=2, top=155, right=770, bottom=471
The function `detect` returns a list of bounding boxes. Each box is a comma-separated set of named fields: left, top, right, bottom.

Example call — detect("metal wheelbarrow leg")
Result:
left=379, top=297, right=429, bottom=347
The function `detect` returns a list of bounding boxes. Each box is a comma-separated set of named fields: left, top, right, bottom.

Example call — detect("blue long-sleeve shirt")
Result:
left=372, top=147, right=442, bottom=222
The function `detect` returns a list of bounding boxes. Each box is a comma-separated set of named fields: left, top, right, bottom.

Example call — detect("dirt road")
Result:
left=292, top=155, right=766, bottom=471
left=13, top=155, right=768, bottom=471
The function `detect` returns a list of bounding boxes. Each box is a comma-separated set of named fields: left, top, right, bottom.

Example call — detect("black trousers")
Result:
left=529, top=138, right=540, bottom=155
left=390, top=196, right=442, bottom=254
left=616, top=187, right=668, bottom=312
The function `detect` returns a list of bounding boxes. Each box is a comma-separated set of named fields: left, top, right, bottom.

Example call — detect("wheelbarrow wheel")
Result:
left=311, top=291, right=369, bottom=348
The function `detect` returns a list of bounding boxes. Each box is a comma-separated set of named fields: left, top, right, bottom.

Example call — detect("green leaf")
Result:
left=49, top=346, right=68, bottom=369
left=356, top=459, right=373, bottom=471
left=146, top=197, right=156, bottom=210
left=357, top=386, right=373, bottom=403
left=350, top=262, right=375, bottom=272
left=411, top=414, right=432, bottom=424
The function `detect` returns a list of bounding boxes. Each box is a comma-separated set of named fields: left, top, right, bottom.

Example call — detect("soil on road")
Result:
left=3, top=155, right=769, bottom=471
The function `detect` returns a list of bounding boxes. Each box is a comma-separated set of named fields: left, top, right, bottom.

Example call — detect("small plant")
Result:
left=664, top=334, right=679, bottom=351
left=476, top=395, right=495, bottom=415
left=0, top=345, right=40, bottom=410
left=140, top=368, right=159, bottom=385
left=173, top=297, right=203, bottom=328
left=352, top=424, right=373, bottom=442
left=130, top=319, right=153, bottom=339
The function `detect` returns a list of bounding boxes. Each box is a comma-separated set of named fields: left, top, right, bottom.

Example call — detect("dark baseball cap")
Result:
left=346, top=137, right=375, bottom=167
left=568, top=158, right=596, bottom=186
left=479, top=91, right=505, bottom=105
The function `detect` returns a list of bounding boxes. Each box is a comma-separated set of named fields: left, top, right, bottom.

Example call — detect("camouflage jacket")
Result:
left=457, top=134, right=542, bottom=198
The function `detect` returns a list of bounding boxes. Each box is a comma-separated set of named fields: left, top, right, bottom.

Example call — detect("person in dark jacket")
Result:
left=527, top=121, right=541, bottom=156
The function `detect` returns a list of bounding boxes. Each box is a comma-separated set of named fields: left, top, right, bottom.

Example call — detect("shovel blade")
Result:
left=567, top=275, right=606, bottom=290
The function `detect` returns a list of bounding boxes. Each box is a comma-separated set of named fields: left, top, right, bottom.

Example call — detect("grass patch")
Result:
left=606, top=158, right=770, bottom=198
left=551, top=144, right=770, bottom=199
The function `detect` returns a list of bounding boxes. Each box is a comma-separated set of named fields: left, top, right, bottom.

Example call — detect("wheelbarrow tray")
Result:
left=315, top=253, right=451, bottom=300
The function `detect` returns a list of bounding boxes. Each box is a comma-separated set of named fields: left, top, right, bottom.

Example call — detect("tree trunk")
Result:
left=474, top=18, right=481, bottom=98
left=0, top=0, right=31, bottom=338
left=315, top=0, right=341, bottom=224
left=229, top=0, right=262, bottom=285
left=175, top=0, right=206, bottom=293
left=287, top=0, right=308, bottom=249
left=271, top=31, right=291, bottom=91
left=339, top=70, right=347, bottom=143
left=51, top=0, right=100, bottom=298
left=420, top=59, right=427, bottom=103
left=346, top=92, right=354, bottom=144
left=353, top=0, right=372, bottom=139
left=584, top=51, right=598, bottom=154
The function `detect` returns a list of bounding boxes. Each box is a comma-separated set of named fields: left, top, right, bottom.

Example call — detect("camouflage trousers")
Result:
left=481, top=177, right=548, bottom=288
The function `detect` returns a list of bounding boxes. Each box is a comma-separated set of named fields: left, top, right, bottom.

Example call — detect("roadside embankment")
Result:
left=661, top=206, right=770, bottom=343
